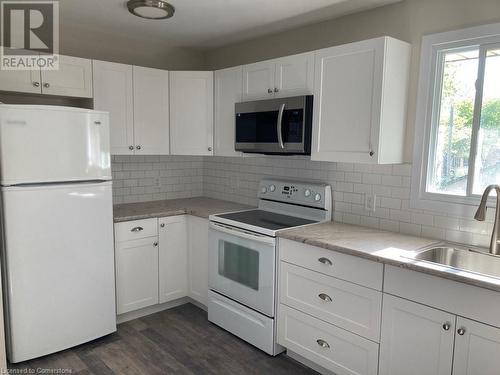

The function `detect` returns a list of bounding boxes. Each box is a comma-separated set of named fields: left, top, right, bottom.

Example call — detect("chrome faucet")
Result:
left=474, top=184, right=500, bottom=255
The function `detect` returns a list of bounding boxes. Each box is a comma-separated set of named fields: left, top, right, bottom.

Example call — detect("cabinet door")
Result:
left=274, top=53, right=314, bottom=98
left=133, top=66, right=170, bottom=155
left=115, top=237, right=159, bottom=314
left=453, top=317, right=500, bottom=375
left=93, top=60, right=134, bottom=155
left=214, top=66, right=243, bottom=157
left=41, top=55, right=93, bottom=98
left=0, top=49, right=41, bottom=94
left=379, top=294, right=455, bottom=375
left=169, top=71, right=213, bottom=155
left=312, top=39, right=384, bottom=163
left=242, top=60, right=275, bottom=100
left=158, top=215, right=188, bottom=303
left=188, top=216, right=209, bottom=306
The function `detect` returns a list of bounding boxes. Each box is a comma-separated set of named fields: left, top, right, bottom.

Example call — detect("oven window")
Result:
left=218, top=240, right=259, bottom=290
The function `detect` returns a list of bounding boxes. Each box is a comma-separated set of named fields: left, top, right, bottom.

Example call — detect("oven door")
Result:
left=208, top=222, right=276, bottom=317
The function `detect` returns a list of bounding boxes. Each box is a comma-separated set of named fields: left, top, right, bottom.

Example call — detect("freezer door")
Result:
left=0, top=105, right=111, bottom=185
left=1, top=181, right=116, bottom=362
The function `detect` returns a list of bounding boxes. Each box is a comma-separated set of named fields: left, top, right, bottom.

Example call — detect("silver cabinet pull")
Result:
left=274, top=87, right=279, bottom=93
left=131, top=226, right=143, bottom=232
left=33, top=82, right=40, bottom=87
left=318, top=293, right=333, bottom=302
left=277, top=103, right=285, bottom=149
left=128, top=145, right=134, bottom=150
left=208, top=146, right=212, bottom=152
left=267, top=88, right=273, bottom=94
left=369, top=150, right=375, bottom=156
left=136, top=145, right=141, bottom=150
left=160, top=223, right=165, bottom=228
left=43, top=83, right=50, bottom=88
left=153, top=242, right=158, bottom=247
left=94, top=121, right=101, bottom=125
left=318, top=257, right=332, bottom=266
left=442, top=322, right=451, bottom=331
left=316, top=339, right=330, bottom=349
left=457, top=328, right=466, bottom=336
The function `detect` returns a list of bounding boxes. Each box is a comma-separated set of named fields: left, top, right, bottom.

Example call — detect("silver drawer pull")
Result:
left=316, top=339, right=330, bottom=349
left=94, top=121, right=101, bottom=125
left=318, top=293, right=333, bottom=303
left=131, top=226, right=144, bottom=232
left=318, top=257, right=332, bottom=266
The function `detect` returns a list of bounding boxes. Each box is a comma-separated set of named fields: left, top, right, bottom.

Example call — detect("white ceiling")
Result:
left=60, top=0, right=402, bottom=49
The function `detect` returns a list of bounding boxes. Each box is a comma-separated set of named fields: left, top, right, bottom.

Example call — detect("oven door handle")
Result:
left=277, top=103, right=285, bottom=149
left=210, top=222, right=275, bottom=245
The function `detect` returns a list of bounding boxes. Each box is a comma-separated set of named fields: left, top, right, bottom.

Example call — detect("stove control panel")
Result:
left=258, top=178, right=332, bottom=210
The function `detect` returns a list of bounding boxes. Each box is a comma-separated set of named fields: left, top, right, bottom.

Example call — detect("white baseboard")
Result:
left=117, top=297, right=206, bottom=324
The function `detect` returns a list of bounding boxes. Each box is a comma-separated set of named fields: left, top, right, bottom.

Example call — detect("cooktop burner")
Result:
left=216, top=209, right=316, bottom=231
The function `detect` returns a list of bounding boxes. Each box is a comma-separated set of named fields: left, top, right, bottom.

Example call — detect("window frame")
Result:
left=411, top=23, right=500, bottom=216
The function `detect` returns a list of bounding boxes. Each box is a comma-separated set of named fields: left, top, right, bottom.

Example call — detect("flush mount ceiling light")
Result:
left=126, top=0, right=175, bottom=20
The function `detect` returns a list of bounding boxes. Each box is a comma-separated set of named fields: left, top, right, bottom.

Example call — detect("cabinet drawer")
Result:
left=280, top=262, right=381, bottom=341
left=114, top=218, right=158, bottom=242
left=278, top=304, right=379, bottom=375
left=279, top=238, right=383, bottom=290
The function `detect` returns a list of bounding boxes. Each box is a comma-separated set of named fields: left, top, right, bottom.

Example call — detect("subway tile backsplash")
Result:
left=111, top=154, right=494, bottom=248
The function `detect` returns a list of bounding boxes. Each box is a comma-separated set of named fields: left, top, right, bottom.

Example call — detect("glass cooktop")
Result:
left=216, top=209, right=316, bottom=231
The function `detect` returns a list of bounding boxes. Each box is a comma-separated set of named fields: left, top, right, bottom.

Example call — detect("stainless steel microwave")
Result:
left=234, top=95, right=313, bottom=155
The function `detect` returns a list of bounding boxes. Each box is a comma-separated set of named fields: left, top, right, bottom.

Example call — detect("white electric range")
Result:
left=208, top=178, right=332, bottom=355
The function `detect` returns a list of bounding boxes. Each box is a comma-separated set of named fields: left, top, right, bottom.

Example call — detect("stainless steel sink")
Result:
left=409, top=245, right=500, bottom=279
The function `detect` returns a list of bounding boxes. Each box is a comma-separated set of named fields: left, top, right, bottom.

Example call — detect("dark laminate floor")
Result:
left=8, top=303, right=318, bottom=374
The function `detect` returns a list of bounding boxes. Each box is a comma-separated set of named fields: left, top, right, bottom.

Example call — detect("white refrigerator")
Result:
left=0, top=105, right=116, bottom=363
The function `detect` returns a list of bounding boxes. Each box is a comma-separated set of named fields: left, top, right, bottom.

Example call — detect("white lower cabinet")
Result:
left=453, top=317, right=500, bottom=375
left=115, top=237, right=159, bottom=314
left=379, top=294, right=455, bottom=375
left=379, top=294, right=500, bottom=375
left=278, top=305, right=378, bottom=375
left=187, top=216, right=209, bottom=306
left=159, top=215, right=188, bottom=303
left=114, top=215, right=209, bottom=315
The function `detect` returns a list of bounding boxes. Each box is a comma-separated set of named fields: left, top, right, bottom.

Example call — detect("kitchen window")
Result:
left=412, top=23, right=500, bottom=214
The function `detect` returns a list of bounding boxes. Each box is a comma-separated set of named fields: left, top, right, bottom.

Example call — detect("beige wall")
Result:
left=59, top=23, right=206, bottom=70
left=204, top=0, right=500, bottom=161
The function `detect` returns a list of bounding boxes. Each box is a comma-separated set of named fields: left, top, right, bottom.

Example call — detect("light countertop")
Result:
left=277, top=221, right=500, bottom=293
left=113, top=197, right=253, bottom=222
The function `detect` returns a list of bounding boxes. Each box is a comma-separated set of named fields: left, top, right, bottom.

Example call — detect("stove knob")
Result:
left=304, top=189, right=311, bottom=197
left=269, top=184, right=276, bottom=192
left=314, top=193, right=322, bottom=202
left=261, top=186, right=267, bottom=194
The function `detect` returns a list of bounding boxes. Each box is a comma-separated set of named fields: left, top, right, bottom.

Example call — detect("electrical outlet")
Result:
left=365, top=193, right=376, bottom=212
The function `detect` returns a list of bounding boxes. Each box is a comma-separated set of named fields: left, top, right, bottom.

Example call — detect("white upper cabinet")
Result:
left=274, top=53, right=314, bottom=98
left=312, top=37, right=410, bottom=164
left=0, top=52, right=92, bottom=97
left=169, top=71, right=214, bottom=156
left=93, top=60, right=134, bottom=155
left=453, top=317, right=500, bottom=375
left=242, top=60, right=275, bottom=100
left=41, top=55, right=93, bottom=98
left=133, top=66, right=170, bottom=155
left=379, top=294, right=455, bottom=375
left=242, top=52, right=314, bottom=100
left=214, top=66, right=243, bottom=157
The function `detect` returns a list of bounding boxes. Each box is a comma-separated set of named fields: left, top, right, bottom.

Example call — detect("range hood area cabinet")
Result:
left=241, top=52, right=314, bottom=101
left=0, top=53, right=93, bottom=98
left=311, top=37, right=411, bottom=164
left=93, top=61, right=170, bottom=155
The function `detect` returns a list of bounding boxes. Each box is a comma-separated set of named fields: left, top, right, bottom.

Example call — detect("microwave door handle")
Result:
left=277, top=103, right=285, bottom=149
left=210, top=222, right=275, bottom=245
